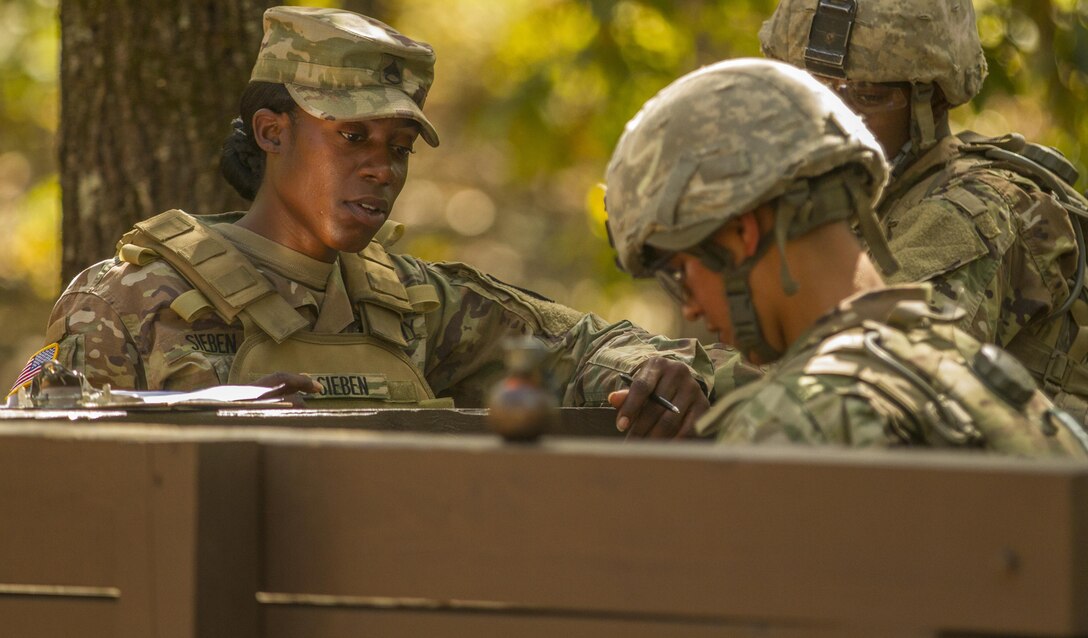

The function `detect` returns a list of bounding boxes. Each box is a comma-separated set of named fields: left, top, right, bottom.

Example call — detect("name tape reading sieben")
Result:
left=306, top=373, right=391, bottom=399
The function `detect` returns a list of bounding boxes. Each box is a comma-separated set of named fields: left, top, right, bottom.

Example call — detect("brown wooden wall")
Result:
left=0, top=416, right=1084, bottom=637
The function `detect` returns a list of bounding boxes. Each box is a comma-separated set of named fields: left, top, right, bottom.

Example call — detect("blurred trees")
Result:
left=3, top=0, right=1088, bottom=340
left=0, top=0, right=59, bottom=298
left=58, top=0, right=274, bottom=282
left=390, top=0, right=1088, bottom=336
left=391, top=0, right=779, bottom=338
left=970, top=0, right=1088, bottom=176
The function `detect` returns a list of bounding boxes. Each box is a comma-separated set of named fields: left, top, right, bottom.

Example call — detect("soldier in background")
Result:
left=761, top=0, right=1088, bottom=421
left=605, top=57, right=1088, bottom=456
left=32, top=6, right=746, bottom=437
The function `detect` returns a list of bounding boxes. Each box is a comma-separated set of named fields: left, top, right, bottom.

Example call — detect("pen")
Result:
left=618, top=373, right=681, bottom=414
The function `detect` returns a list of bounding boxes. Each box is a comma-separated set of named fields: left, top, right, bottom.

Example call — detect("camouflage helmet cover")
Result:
left=250, top=6, right=440, bottom=146
left=759, top=0, right=988, bottom=106
left=605, top=58, right=888, bottom=277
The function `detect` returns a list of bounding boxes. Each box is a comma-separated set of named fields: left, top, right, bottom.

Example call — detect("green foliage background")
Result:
left=2, top=0, right=1088, bottom=347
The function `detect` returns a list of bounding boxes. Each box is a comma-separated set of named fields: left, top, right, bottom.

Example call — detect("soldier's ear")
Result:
left=735, top=211, right=764, bottom=259
left=252, top=109, right=290, bottom=154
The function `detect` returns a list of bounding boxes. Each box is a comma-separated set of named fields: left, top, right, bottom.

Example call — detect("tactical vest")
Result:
left=706, top=299, right=1088, bottom=458
left=117, top=209, right=453, bottom=408
left=957, top=133, right=1088, bottom=421
left=889, top=132, right=1088, bottom=421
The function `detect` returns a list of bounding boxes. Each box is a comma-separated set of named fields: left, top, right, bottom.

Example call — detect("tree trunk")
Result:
left=58, top=0, right=275, bottom=282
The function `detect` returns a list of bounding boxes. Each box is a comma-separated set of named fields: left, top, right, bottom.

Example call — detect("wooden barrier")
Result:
left=0, top=414, right=1084, bottom=637
left=0, top=406, right=620, bottom=436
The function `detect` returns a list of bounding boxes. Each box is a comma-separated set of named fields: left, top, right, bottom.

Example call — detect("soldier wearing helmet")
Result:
left=761, top=0, right=1088, bottom=422
left=29, top=6, right=738, bottom=438
left=605, top=58, right=1088, bottom=456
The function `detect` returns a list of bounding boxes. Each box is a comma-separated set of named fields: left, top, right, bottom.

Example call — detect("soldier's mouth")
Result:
left=344, top=198, right=388, bottom=227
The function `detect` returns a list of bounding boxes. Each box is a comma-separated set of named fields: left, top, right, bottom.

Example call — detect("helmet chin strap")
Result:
left=897, top=82, right=952, bottom=174
left=683, top=166, right=895, bottom=363
left=910, top=83, right=938, bottom=152
left=689, top=232, right=783, bottom=365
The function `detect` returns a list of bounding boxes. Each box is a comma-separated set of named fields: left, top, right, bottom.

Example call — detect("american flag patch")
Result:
left=8, top=343, right=59, bottom=397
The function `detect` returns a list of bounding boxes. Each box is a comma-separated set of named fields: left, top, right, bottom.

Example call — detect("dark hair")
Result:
left=220, top=82, right=298, bottom=201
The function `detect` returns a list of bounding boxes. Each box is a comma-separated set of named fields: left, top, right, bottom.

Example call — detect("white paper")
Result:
left=109, top=384, right=282, bottom=405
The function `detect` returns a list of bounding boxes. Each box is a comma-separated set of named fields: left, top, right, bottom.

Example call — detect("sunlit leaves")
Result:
left=7, top=0, right=1088, bottom=340
left=967, top=0, right=1088, bottom=179
left=0, top=0, right=59, bottom=298
left=493, top=1, right=599, bottom=92
left=584, top=182, right=607, bottom=240
left=611, top=1, right=691, bottom=70
left=0, top=175, right=59, bottom=297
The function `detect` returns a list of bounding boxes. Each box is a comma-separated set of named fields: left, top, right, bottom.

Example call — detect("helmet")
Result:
left=759, top=0, right=987, bottom=107
left=605, top=57, right=894, bottom=364
left=605, top=58, right=888, bottom=278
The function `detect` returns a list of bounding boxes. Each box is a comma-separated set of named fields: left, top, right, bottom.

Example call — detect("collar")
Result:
left=882, top=134, right=964, bottom=205
left=213, top=222, right=335, bottom=291
left=783, top=284, right=934, bottom=359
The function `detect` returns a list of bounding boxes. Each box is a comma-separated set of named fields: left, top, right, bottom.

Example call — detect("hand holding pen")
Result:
left=619, top=373, right=680, bottom=414
left=605, top=358, right=710, bottom=439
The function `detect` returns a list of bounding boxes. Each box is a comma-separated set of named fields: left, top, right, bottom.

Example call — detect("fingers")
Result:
left=677, top=393, right=710, bottom=438
left=607, top=389, right=629, bottom=410
left=614, top=365, right=663, bottom=436
left=616, top=358, right=710, bottom=439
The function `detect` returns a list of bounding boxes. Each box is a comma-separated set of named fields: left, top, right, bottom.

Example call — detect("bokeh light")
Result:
left=2, top=0, right=1087, bottom=357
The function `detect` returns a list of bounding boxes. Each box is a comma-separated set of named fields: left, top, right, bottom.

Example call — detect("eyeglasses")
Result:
left=655, top=264, right=691, bottom=305
left=815, top=76, right=910, bottom=114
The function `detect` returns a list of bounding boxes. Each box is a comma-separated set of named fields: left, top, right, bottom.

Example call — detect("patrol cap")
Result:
left=250, top=6, right=440, bottom=146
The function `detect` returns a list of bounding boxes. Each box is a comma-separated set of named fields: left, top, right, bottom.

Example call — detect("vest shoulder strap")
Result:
left=118, top=209, right=308, bottom=342
left=343, top=241, right=441, bottom=314
left=825, top=320, right=1082, bottom=453
left=373, top=220, right=405, bottom=247
left=1004, top=301, right=1088, bottom=398
left=956, top=130, right=1086, bottom=199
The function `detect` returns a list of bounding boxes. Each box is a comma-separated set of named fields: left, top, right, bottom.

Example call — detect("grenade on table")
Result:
left=487, top=337, right=558, bottom=442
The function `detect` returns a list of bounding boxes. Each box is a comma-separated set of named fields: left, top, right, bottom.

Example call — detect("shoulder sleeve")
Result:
left=47, top=258, right=228, bottom=391
left=706, top=371, right=908, bottom=448
left=405, top=257, right=715, bottom=407
left=882, top=167, right=1069, bottom=345
left=48, top=260, right=143, bottom=389
left=706, top=343, right=764, bottom=399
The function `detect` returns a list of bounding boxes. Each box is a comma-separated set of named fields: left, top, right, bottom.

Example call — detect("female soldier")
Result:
left=36, top=6, right=731, bottom=437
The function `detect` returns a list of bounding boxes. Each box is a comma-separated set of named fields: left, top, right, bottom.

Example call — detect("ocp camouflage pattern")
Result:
left=760, top=0, right=1088, bottom=415
left=697, top=285, right=1088, bottom=459
left=251, top=6, right=434, bottom=103
left=44, top=222, right=752, bottom=408
left=879, top=135, right=1086, bottom=413
left=249, top=6, right=440, bottom=145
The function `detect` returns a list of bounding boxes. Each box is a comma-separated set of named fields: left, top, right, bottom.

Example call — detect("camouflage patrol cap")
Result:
left=759, top=0, right=987, bottom=106
left=250, top=6, right=439, bottom=146
left=605, top=58, right=887, bottom=277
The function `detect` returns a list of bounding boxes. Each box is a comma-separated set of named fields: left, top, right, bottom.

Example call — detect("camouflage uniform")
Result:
left=878, top=135, right=1087, bottom=414
left=604, top=58, right=1088, bottom=457
left=761, top=0, right=1088, bottom=420
left=45, top=211, right=727, bottom=406
left=250, top=6, right=441, bottom=147
left=699, top=284, right=1088, bottom=458
left=31, top=7, right=748, bottom=406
